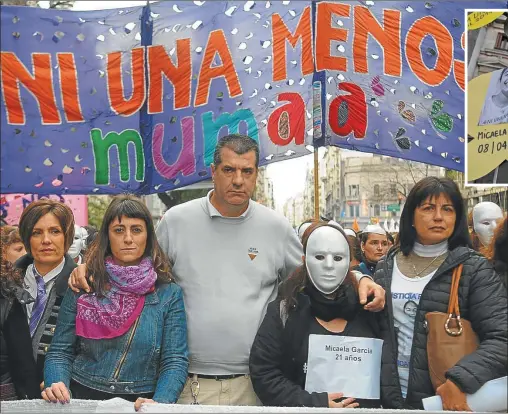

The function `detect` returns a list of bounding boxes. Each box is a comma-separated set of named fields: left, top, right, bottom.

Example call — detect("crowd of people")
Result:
left=0, top=134, right=507, bottom=411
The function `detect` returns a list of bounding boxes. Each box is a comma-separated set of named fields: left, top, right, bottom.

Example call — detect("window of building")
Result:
left=374, top=184, right=380, bottom=197
left=390, top=184, right=397, bottom=196
left=374, top=204, right=381, bottom=216
left=495, top=33, right=508, bottom=51
left=349, top=205, right=360, bottom=217
left=349, top=184, right=359, bottom=197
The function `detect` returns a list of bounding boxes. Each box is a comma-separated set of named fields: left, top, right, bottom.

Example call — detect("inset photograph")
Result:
left=466, top=10, right=508, bottom=185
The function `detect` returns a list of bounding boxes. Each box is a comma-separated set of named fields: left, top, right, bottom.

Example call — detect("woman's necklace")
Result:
left=410, top=252, right=445, bottom=278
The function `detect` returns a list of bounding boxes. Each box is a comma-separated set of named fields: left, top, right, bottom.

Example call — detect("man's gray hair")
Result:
left=213, top=134, right=260, bottom=168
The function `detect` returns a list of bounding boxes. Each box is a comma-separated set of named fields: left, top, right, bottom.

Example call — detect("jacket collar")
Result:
left=16, top=254, right=77, bottom=297
left=385, top=245, right=473, bottom=281
left=144, top=283, right=163, bottom=305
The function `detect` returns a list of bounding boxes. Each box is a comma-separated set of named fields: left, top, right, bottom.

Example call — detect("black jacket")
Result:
left=249, top=293, right=383, bottom=408
left=15, top=254, right=76, bottom=382
left=375, top=246, right=508, bottom=409
left=0, top=281, right=40, bottom=400
left=493, top=260, right=507, bottom=290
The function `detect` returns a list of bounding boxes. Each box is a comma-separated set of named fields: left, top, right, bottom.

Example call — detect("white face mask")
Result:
left=305, top=227, right=350, bottom=294
left=473, top=202, right=504, bottom=247
left=68, top=225, right=88, bottom=259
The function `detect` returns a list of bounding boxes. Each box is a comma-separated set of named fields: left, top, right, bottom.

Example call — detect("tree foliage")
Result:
left=87, top=195, right=111, bottom=230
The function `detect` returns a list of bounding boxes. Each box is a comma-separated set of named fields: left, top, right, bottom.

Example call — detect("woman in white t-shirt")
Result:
left=373, top=177, right=507, bottom=410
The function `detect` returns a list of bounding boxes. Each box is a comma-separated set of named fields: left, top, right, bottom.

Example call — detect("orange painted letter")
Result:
left=453, top=32, right=465, bottom=91
left=406, top=16, right=453, bottom=87
left=316, top=2, right=350, bottom=72
left=353, top=6, right=402, bottom=76
left=57, top=53, right=84, bottom=123
left=148, top=40, right=191, bottom=113
left=0, top=52, right=60, bottom=125
left=195, top=30, right=241, bottom=107
left=272, top=6, right=313, bottom=82
left=107, top=47, right=146, bottom=116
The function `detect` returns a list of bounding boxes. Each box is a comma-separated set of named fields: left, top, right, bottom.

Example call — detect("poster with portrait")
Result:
left=478, top=68, right=508, bottom=127
left=467, top=69, right=508, bottom=183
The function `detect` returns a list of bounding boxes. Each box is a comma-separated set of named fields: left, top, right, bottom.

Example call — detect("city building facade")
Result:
left=253, top=166, right=275, bottom=210
left=472, top=14, right=508, bottom=77
left=339, top=155, right=443, bottom=229
left=297, top=149, right=445, bottom=231
left=283, top=192, right=304, bottom=229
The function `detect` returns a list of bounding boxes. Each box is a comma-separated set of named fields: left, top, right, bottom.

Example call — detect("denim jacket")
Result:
left=44, top=282, right=188, bottom=403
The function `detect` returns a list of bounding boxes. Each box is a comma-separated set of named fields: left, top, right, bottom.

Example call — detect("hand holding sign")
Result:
left=328, top=393, right=359, bottom=409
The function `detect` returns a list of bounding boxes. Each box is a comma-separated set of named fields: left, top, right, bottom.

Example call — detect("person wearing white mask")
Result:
left=67, top=225, right=89, bottom=264
left=354, top=225, right=389, bottom=276
left=249, top=222, right=382, bottom=408
left=470, top=202, right=504, bottom=252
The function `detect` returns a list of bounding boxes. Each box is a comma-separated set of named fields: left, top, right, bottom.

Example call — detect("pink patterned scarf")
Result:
left=76, top=257, right=157, bottom=339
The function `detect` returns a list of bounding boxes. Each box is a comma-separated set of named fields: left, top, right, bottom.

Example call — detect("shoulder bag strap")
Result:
left=445, top=264, right=464, bottom=335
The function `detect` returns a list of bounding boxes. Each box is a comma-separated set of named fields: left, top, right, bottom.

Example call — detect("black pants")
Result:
left=70, top=380, right=154, bottom=402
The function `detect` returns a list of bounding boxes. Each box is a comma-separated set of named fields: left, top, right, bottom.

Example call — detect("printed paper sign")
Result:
left=305, top=335, right=383, bottom=399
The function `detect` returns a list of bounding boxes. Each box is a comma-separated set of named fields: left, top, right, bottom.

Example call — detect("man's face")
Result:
left=211, top=147, right=258, bottom=208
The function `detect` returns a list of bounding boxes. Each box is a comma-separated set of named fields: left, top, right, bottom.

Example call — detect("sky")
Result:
left=37, top=0, right=370, bottom=210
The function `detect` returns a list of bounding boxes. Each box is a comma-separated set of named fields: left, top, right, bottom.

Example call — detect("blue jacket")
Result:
left=44, top=282, right=188, bottom=403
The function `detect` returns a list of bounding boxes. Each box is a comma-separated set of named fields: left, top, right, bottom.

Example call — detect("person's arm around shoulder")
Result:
left=152, top=283, right=189, bottom=404
left=249, top=299, right=329, bottom=407
left=43, top=289, right=80, bottom=404
left=444, top=256, right=508, bottom=395
left=352, top=267, right=386, bottom=312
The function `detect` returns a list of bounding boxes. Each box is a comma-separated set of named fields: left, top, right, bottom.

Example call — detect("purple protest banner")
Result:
left=1, top=1, right=506, bottom=195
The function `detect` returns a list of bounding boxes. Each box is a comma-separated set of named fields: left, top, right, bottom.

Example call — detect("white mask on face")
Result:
left=473, top=202, right=504, bottom=247
left=68, top=225, right=89, bottom=259
left=298, top=222, right=312, bottom=242
left=305, top=227, right=350, bottom=295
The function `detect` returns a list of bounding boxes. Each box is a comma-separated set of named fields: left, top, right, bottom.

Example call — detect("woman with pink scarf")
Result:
left=42, top=195, right=188, bottom=411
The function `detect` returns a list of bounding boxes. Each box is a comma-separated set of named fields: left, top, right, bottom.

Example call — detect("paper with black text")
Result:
left=422, top=376, right=507, bottom=412
left=305, top=335, right=383, bottom=399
